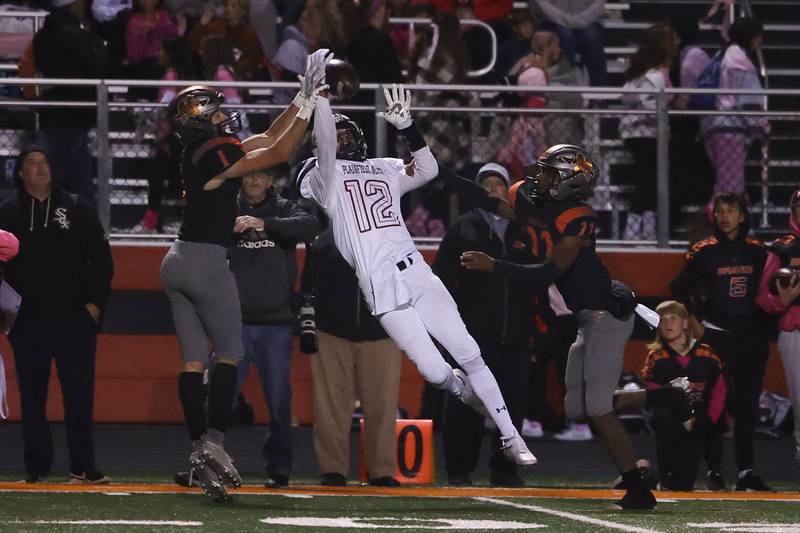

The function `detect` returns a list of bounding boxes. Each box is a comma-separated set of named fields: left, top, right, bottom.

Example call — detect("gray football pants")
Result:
left=160, top=240, right=244, bottom=365
left=564, top=309, right=634, bottom=420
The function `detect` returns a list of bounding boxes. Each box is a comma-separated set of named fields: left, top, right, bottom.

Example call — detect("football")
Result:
left=325, top=58, right=360, bottom=99
left=769, top=267, right=797, bottom=295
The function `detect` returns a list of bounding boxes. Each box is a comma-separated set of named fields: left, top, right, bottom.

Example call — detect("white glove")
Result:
left=298, top=48, right=333, bottom=101
left=382, top=83, right=413, bottom=129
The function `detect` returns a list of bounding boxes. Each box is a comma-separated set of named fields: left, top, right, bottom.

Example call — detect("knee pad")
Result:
left=459, top=354, right=486, bottom=375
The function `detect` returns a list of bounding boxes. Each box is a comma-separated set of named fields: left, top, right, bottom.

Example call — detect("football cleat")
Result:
left=196, top=438, right=242, bottom=489
left=500, top=431, right=537, bottom=466
left=452, top=369, right=490, bottom=418
left=189, top=452, right=230, bottom=503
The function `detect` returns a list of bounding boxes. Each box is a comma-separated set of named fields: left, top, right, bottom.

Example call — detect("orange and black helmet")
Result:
left=169, top=85, right=241, bottom=145
left=525, top=144, right=597, bottom=202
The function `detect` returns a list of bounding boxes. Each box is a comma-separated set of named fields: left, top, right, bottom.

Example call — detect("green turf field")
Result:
left=1, top=490, right=799, bottom=532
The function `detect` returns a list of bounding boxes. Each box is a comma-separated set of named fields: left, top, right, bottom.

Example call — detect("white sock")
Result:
left=467, top=366, right=516, bottom=439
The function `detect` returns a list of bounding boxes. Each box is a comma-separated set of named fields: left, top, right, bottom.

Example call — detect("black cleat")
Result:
left=734, top=471, right=772, bottom=492
left=197, top=438, right=242, bottom=489
left=264, top=471, right=289, bottom=488
left=320, top=472, right=347, bottom=486
left=615, top=487, right=657, bottom=510
left=368, top=476, right=401, bottom=487
left=706, top=470, right=728, bottom=491
left=188, top=456, right=230, bottom=503
left=174, top=470, right=201, bottom=488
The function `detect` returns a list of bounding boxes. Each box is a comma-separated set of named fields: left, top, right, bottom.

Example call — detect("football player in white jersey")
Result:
left=299, top=84, right=536, bottom=466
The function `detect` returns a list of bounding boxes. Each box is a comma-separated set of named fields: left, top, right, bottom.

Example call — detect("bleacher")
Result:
left=0, top=0, right=797, bottom=242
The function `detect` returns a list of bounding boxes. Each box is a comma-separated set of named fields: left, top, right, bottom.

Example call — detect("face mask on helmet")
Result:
left=333, top=114, right=367, bottom=161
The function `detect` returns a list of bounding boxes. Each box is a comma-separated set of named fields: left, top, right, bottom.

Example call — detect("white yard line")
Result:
left=475, top=497, right=664, bottom=533
left=8, top=520, right=202, bottom=526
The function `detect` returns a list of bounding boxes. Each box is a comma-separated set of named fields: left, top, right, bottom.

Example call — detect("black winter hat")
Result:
left=13, top=144, right=49, bottom=186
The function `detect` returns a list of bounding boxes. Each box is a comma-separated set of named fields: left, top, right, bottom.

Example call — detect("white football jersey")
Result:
left=300, top=97, right=439, bottom=314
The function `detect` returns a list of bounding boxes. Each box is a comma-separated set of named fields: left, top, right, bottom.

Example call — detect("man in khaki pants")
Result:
left=302, top=227, right=402, bottom=486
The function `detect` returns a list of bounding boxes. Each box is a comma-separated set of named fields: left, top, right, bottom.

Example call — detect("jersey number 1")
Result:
left=344, top=179, right=401, bottom=233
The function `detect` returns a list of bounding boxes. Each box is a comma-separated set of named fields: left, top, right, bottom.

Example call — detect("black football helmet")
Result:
left=334, top=113, right=368, bottom=161
left=525, top=144, right=597, bottom=202
left=169, top=85, right=241, bottom=145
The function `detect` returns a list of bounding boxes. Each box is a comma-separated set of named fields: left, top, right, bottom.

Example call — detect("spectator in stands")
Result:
left=618, top=23, right=677, bottom=241
left=270, top=0, right=323, bottom=105
left=756, top=188, right=800, bottom=474
left=534, top=26, right=584, bottom=147
left=343, top=0, right=403, bottom=156
left=302, top=227, right=403, bottom=487
left=668, top=14, right=714, bottom=229
left=91, top=0, right=134, bottom=71
left=453, top=0, right=494, bottom=84
left=435, top=163, right=537, bottom=486
left=32, top=0, right=109, bottom=207
left=495, top=9, right=534, bottom=80
left=700, top=18, right=769, bottom=209
left=189, top=0, right=263, bottom=81
left=126, top=0, right=182, bottom=81
left=640, top=300, right=727, bottom=491
left=248, top=0, right=278, bottom=60
left=200, top=34, right=251, bottom=135
left=529, top=0, right=609, bottom=86
left=0, top=144, right=114, bottom=484
left=429, top=0, right=512, bottom=23
left=228, top=167, right=321, bottom=487
left=670, top=192, right=772, bottom=491
left=137, top=37, right=197, bottom=233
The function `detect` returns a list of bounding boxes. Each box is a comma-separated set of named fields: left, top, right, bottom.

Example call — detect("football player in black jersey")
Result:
left=160, top=49, right=331, bottom=502
left=445, top=144, right=691, bottom=509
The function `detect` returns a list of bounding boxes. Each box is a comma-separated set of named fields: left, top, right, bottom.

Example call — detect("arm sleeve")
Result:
left=264, top=200, right=323, bottom=242
left=305, top=96, right=337, bottom=207
left=437, top=165, right=501, bottom=213
left=397, top=147, right=439, bottom=195
left=80, top=204, right=114, bottom=311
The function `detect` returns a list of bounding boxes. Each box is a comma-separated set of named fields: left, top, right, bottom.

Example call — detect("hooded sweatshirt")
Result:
left=756, top=212, right=800, bottom=331
left=0, top=188, right=113, bottom=320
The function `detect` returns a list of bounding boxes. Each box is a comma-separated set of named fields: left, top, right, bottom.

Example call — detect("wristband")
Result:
left=297, top=97, right=315, bottom=121
left=292, top=92, right=306, bottom=109
left=399, top=123, right=426, bottom=152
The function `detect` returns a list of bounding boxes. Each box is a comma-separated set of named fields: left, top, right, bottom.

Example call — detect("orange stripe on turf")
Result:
left=1, top=483, right=799, bottom=501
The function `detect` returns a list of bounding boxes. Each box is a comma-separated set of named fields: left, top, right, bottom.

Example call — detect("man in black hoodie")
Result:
left=32, top=0, right=109, bottom=205
left=228, top=168, right=321, bottom=488
left=433, top=163, right=538, bottom=487
left=0, top=144, right=113, bottom=483
left=670, top=192, right=771, bottom=491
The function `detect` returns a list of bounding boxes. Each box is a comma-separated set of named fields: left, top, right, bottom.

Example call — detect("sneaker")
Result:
left=196, top=437, right=242, bottom=488
left=500, top=431, right=537, bottom=466
left=189, top=452, right=230, bottom=503
left=554, top=423, right=593, bottom=441
left=616, top=487, right=657, bottom=510
left=369, top=476, right=401, bottom=487
left=23, top=473, right=47, bottom=483
left=452, top=368, right=490, bottom=418
left=447, top=473, right=472, bottom=486
left=734, top=471, right=772, bottom=492
left=490, top=471, right=525, bottom=487
left=320, top=472, right=347, bottom=486
left=264, top=471, right=289, bottom=488
left=521, top=419, right=544, bottom=438
left=174, top=470, right=202, bottom=488
left=706, top=470, right=728, bottom=491
left=68, top=470, right=111, bottom=485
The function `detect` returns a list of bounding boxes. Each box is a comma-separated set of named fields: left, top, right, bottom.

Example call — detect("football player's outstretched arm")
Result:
left=436, top=165, right=518, bottom=221
left=242, top=49, right=332, bottom=152
left=313, top=95, right=337, bottom=181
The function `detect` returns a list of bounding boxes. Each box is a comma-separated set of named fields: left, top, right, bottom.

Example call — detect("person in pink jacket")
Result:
left=756, top=187, right=800, bottom=468
left=126, top=0, right=183, bottom=78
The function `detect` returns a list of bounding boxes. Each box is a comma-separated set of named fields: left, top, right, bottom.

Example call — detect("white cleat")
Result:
left=452, top=368, right=490, bottom=418
left=501, top=431, right=537, bottom=466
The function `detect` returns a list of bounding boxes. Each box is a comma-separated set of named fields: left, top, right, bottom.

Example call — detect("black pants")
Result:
left=702, top=328, right=769, bottom=472
left=443, top=342, right=530, bottom=477
left=624, top=137, right=657, bottom=214
left=10, top=309, right=99, bottom=477
left=527, top=314, right=577, bottom=423
left=652, top=407, right=723, bottom=490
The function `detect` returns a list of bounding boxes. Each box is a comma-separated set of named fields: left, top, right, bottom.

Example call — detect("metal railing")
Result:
left=0, top=78, right=796, bottom=248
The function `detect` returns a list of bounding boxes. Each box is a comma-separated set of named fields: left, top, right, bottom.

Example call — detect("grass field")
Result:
left=2, top=483, right=800, bottom=532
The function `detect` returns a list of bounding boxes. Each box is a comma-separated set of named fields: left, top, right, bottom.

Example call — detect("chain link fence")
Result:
left=0, top=79, right=797, bottom=247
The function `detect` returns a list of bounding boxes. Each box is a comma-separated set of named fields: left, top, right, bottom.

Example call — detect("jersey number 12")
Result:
left=344, top=179, right=401, bottom=233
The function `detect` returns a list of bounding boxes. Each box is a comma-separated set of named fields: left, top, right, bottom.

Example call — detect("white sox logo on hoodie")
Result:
left=53, top=207, right=70, bottom=230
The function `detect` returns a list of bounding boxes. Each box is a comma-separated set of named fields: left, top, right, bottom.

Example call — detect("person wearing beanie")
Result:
left=0, top=145, right=113, bottom=484
left=32, top=0, right=109, bottom=206
left=434, top=162, right=538, bottom=486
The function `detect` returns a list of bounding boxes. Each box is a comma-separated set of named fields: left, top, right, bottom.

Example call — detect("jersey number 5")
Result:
left=344, top=179, right=401, bottom=233
left=729, top=276, right=748, bottom=298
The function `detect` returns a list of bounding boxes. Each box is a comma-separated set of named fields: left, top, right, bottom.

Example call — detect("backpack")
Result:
left=687, top=51, right=724, bottom=110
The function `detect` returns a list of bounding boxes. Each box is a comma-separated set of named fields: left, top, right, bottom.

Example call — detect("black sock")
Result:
left=207, top=362, right=238, bottom=434
left=178, top=372, right=206, bottom=441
